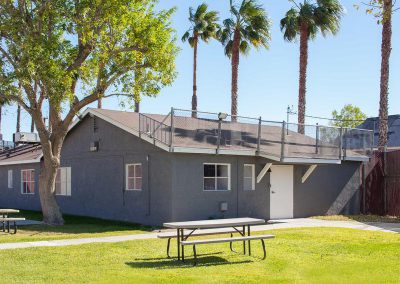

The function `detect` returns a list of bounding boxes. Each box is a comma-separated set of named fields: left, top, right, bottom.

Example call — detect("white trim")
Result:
left=203, top=163, right=231, bottom=191
left=257, top=163, right=272, bottom=183
left=125, top=163, right=142, bottom=191
left=173, top=147, right=216, bottom=154
left=343, top=156, right=370, bottom=162
left=301, top=165, right=317, bottom=183
left=21, top=169, right=35, bottom=195
left=243, top=164, right=255, bottom=190
left=281, top=157, right=341, bottom=165
left=0, top=157, right=42, bottom=166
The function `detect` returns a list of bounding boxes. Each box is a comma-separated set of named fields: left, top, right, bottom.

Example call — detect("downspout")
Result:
left=236, top=157, right=239, bottom=217
left=146, top=155, right=151, bottom=216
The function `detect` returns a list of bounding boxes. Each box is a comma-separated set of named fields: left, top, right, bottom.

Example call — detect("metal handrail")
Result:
left=139, top=108, right=373, bottom=160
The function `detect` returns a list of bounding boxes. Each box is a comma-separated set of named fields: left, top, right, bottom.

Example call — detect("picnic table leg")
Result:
left=167, top=238, right=171, bottom=258
left=13, top=221, right=17, bottom=234
left=248, top=225, right=251, bottom=256
left=1, top=214, right=5, bottom=232
left=181, top=229, right=185, bottom=262
left=7, top=221, right=10, bottom=233
left=177, top=229, right=180, bottom=260
left=242, top=226, right=246, bottom=255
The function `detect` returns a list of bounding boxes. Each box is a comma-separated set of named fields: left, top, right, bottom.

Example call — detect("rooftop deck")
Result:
left=137, top=108, right=373, bottom=163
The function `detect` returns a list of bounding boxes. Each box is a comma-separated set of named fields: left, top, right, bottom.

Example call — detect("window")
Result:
left=21, top=169, right=35, bottom=194
left=203, top=163, right=230, bottom=191
left=244, top=164, right=255, bottom=190
left=126, top=164, right=142, bottom=190
left=55, top=167, right=72, bottom=196
left=8, top=170, right=13, bottom=189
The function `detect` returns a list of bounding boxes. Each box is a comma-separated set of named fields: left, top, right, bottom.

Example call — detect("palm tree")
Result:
left=0, top=97, right=10, bottom=140
left=182, top=3, right=220, bottom=118
left=220, top=0, right=271, bottom=121
left=16, top=104, right=21, bottom=133
left=280, top=0, right=343, bottom=134
left=378, top=0, right=393, bottom=150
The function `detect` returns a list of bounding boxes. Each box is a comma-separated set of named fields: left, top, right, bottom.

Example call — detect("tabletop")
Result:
left=0, top=209, right=20, bottom=214
left=163, top=217, right=265, bottom=229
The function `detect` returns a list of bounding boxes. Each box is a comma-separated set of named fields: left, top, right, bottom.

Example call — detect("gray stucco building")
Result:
left=0, top=108, right=372, bottom=225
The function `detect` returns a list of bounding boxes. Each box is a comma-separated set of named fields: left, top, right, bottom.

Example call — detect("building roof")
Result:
left=357, top=115, right=400, bottom=148
left=0, top=108, right=371, bottom=166
left=0, top=144, right=42, bottom=166
left=71, top=108, right=370, bottom=164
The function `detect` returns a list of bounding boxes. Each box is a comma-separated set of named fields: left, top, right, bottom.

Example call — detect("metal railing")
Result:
left=137, top=108, right=373, bottom=161
left=139, top=113, right=171, bottom=146
left=0, top=140, right=15, bottom=152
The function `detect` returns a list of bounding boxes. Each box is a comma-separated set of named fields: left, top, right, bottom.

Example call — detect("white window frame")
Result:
left=8, top=170, right=13, bottom=189
left=55, top=167, right=72, bottom=196
left=243, top=164, right=255, bottom=191
left=21, top=169, right=35, bottom=195
left=125, top=163, right=142, bottom=191
left=203, top=163, right=231, bottom=191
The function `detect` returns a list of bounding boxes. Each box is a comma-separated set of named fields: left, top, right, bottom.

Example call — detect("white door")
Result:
left=270, top=165, right=293, bottom=219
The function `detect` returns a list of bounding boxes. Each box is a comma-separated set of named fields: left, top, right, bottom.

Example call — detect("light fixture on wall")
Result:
left=90, top=141, right=99, bottom=152
left=220, top=201, right=228, bottom=213
left=218, top=112, right=228, bottom=121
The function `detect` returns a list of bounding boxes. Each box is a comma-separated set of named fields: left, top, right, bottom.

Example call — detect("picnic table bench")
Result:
left=182, top=234, right=275, bottom=265
left=158, top=228, right=238, bottom=258
left=161, top=218, right=274, bottom=265
left=0, top=209, right=24, bottom=234
left=0, top=218, right=26, bottom=234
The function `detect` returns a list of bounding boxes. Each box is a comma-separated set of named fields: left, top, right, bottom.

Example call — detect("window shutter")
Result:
left=61, top=168, right=67, bottom=196
left=66, top=167, right=71, bottom=196
left=8, top=170, right=13, bottom=189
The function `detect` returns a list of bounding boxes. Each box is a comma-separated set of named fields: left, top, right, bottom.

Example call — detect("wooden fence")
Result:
left=362, top=149, right=400, bottom=216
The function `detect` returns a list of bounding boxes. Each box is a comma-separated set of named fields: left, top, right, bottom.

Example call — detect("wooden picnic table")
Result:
left=163, top=217, right=265, bottom=261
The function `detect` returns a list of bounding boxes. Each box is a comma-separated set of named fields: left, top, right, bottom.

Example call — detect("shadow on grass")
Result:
left=8, top=210, right=154, bottom=235
left=126, top=254, right=253, bottom=269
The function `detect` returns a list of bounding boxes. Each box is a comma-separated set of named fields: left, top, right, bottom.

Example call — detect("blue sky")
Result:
left=1, top=0, right=399, bottom=140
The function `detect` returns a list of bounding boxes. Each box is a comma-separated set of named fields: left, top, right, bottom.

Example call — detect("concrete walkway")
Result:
left=0, top=218, right=398, bottom=250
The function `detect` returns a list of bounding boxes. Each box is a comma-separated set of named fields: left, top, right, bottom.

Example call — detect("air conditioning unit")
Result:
left=13, top=132, right=40, bottom=144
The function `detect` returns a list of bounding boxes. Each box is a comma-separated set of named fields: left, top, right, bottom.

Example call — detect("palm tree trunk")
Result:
left=16, top=104, right=21, bottom=133
left=135, top=100, right=140, bottom=113
left=0, top=105, right=2, bottom=140
left=192, top=35, right=198, bottom=118
left=97, top=98, right=102, bottom=109
left=231, top=28, right=241, bottom=122
left=31, top=118, right=35, bottom=132
left=378, top=0, right=392, bottom=150
left=297, top=23, right=308, bottom=134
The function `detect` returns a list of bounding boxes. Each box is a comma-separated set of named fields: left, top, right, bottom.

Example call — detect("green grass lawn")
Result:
left=1, top=227, right=399, bottom=283
left=0, top=210, right=152, bottom=243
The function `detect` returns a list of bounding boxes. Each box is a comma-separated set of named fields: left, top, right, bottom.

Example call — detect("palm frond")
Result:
left=182, top=3, right=220, bottom=46
left=221, top=0, right=271, bottom=57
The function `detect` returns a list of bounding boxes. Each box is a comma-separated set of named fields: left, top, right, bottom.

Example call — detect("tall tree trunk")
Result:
left=231, top=28, right=241, bottom=122
left=16, top=104, right=21, bottom=133
left=0, top=105, right=2, bottom=140
left=34, top=108, right=66, bottom=225
left=192, top=35, right=198, bottom=118
left=297, top=23, right=309, bottom=134
left=31, top=118, right=35, bottom=132
left=378, top=0, right=392, bottom=150
left=97, top=98, right=102, bottom=109
left=134, top=100, right=140, bottom=113
left=39, top=160, right=64, bottom=225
